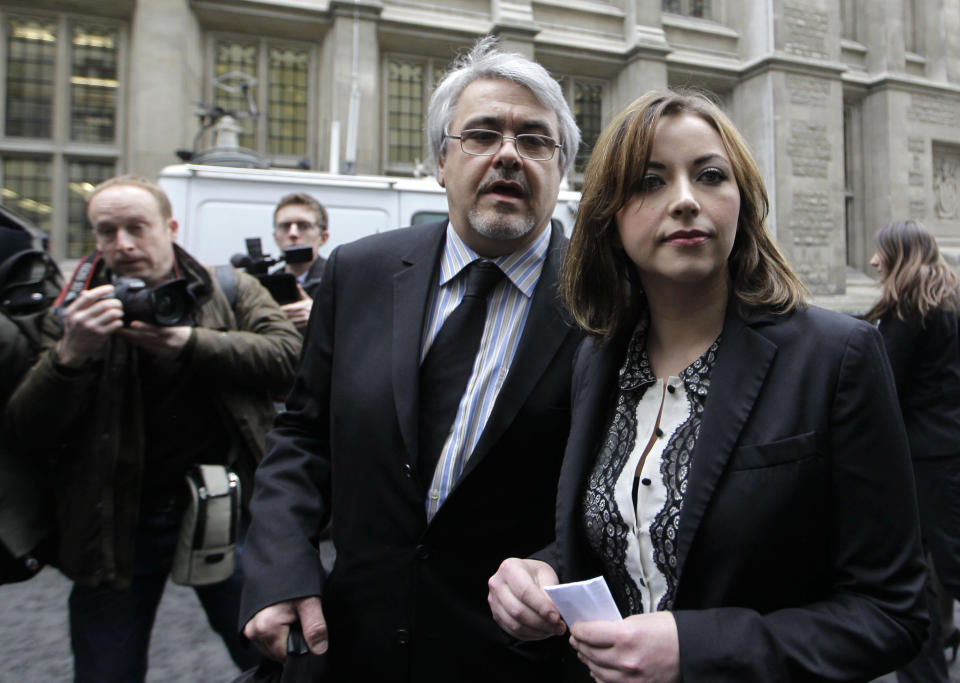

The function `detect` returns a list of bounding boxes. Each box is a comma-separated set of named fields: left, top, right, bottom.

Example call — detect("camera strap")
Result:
left=55, top=251, right=100, bottom=309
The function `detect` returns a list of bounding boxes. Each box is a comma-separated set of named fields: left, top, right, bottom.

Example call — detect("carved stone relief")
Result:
left=934, top=143, right=960, bottom=220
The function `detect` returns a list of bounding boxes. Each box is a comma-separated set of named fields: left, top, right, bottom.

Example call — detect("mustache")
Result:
left=477, top=171, right=530, bottom=197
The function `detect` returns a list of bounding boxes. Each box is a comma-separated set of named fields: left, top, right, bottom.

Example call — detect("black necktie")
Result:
left=418, top=260, right=505, bottom=486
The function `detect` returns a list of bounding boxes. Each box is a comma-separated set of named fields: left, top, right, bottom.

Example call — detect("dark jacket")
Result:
left=301, top=255, right=326, bottom=299
left=878, top=307, right=960, bottom=459
left=546, top=303, right=928, bottom=682
left=5, top=245, right=301, bottom=588
left=241, top=222, right=582, bottom=683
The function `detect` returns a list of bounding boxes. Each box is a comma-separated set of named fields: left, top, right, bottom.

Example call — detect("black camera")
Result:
left=230, top=238, right=312, bottom=305
left=112, top=276, right=195, bottom=326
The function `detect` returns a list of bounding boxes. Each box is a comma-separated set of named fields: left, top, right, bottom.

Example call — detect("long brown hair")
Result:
left=560, top=89, right=807, bottom=340
left=863, top=219, right=960, bottom=324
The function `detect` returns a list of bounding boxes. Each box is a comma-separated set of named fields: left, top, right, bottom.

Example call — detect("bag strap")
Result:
left=215, top=264, right=238, bottom=310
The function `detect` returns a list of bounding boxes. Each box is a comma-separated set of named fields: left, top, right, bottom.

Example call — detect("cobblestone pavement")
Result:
left=0, top=542, right=336, bottom=683
left=2, top=546, right=959, bottom=682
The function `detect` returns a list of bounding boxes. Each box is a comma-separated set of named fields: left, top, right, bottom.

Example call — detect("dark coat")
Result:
left=240, top=221, right=582, bottom=683
left=547, top=303, right=928, bottom=682
left=5, top=246, right=301, bottom=587
left=878, top=307, right=960, bottom=459
left=301, top=255, right=326, bottom=300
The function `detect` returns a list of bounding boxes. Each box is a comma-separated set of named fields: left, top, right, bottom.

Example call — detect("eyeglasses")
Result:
left=275, top=220, right=323, bottom=233
left=445, top=129, right=562, bottom=162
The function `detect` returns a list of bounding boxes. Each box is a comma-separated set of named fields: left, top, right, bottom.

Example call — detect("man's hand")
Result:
left=568, top=611, right=680, bottom=683
left=280, top=284, right=313, bottom=328
left=243, top=597, right=328, bottom=662
left=117, top=321, right=191, bottom=358
left=56, top=284, right=124, bottom=367
left=488, top=558, right=566, bottom=640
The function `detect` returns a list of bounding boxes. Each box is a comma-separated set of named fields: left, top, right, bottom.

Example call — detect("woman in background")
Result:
left=865, top=220, right=960, bottom=682
left=488, top=90, right=928, bottom=681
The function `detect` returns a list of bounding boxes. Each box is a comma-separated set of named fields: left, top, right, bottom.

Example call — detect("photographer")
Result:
left=5, top=175, right=301, bottom=682
left=270, top=192, right=328, bottom=328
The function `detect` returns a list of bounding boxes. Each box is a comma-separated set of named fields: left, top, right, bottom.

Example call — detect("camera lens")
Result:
left=152, top=288, right=188, bottom=326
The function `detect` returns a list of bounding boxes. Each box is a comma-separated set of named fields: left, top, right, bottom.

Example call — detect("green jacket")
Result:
left=5, top=245, right=301, bottom=588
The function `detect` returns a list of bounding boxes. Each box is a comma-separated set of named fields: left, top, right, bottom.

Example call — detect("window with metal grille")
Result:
left=557, top=75, right=605, bottom=179
left=573, top=81, right=603, bottom=174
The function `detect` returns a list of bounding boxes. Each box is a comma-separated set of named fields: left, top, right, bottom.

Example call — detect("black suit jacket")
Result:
left=301, top=255, right=327, bottom=300
left=241, top=221, right=581, bottom=682
left=878, top=307, right=960, bottom=459
left=548, top=303, right=928, bottom=682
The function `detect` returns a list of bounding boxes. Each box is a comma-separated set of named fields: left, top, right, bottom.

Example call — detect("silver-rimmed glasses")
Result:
left=445, top=129, right=562, bottom=162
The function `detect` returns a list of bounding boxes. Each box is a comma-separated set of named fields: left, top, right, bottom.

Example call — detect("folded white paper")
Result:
left=543, top=575, right=622, bottom=626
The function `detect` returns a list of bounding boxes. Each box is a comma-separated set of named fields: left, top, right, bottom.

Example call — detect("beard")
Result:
left=467, top=204, right=537, bottom=241
left=467, top=171, right=538, bottom=241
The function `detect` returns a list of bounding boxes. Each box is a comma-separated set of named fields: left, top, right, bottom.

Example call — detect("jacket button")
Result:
left=396, top=628, right=410, bottom=645
left=402, top=463, right=414, bottom=478
left=415, top=544, right=430, bottom=560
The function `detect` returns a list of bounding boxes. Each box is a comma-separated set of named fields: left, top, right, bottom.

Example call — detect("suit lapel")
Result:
left=675, top=306, right=778, bottom=578
left=454, top=226, right=573, bottom=484
left=556, top=332, right=627, bottom=580
left=392, top=222, right=446, bottom=462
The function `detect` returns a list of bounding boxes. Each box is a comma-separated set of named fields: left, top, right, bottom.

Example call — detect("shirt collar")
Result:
left=438, top=223, right=551, bottom=299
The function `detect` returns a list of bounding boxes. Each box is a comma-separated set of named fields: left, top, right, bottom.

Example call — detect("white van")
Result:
left=157, top=164, right=581, bottom=267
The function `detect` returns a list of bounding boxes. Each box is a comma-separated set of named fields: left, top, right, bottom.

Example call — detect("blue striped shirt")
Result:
left=422, top=225, right=551, bottom=519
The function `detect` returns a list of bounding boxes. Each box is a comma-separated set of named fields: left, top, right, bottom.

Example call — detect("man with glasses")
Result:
left=271, top=192, right=330, bottom=328
left=241, top=36, right=582, bottom=682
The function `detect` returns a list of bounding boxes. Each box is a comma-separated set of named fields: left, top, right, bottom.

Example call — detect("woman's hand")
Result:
left=488, top=558, right=566, bottom=640
left=569, top=611, right=680, bottom=683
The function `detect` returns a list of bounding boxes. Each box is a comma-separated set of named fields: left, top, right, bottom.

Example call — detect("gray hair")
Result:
left=426, top=35, right=581, bottom=177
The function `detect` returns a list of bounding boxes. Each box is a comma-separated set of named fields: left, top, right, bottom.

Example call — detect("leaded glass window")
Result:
left=387, top=59, right=424, bottom=165
left=67, top=159, right=115, bottom=257
left=71, top=24, right=119, bottom=143
left=214, top=40, right=258, bottom=149
left=268, top=47, right=308, bottom=156
left=2, top=156, right=52, bottom=233
left=5, top=17, right=57, bottom=138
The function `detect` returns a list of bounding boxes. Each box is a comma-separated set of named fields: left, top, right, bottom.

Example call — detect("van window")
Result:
left=411, top=211, right=448, bottom=226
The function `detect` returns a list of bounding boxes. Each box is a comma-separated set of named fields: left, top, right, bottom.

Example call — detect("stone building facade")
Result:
left=1, top=0, right=958, bottom=302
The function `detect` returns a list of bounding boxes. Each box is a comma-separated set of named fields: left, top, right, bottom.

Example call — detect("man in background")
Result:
left=271, top=192, right=329, bottom=328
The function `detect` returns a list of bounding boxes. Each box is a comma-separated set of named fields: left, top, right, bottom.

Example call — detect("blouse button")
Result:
left=655, top=427, right=664, bottom=438
left=667, top=384, right=676, bottom=394
left=641, top=478, right=652, bottom=486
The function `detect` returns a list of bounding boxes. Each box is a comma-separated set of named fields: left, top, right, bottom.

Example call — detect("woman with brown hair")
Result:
left=865, top=219, right=960, bottom=681
left=487, top=90, right=928, bottom=681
